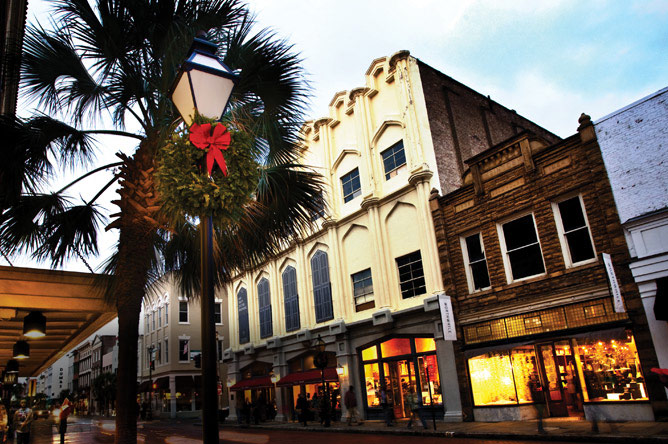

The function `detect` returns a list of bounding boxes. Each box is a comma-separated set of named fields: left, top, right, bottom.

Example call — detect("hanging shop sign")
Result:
left=602, top=253, right=625, bottom=313
left=438, top=293, right=457, bottom=341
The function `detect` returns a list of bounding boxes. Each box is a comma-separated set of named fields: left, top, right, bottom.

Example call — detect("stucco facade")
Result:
left=223, top=51, right=557, bottom=423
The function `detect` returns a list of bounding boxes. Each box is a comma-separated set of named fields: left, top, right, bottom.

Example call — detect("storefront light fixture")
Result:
left=226, top=378, right=233, bottom=388
left=23, top=311, right=46, bottom=338
left=336, top=364, right=345, bottom=376
left=13, top=340, right=29, bottom=360
left=270, top=372, right=279, bottom=384
left=6, top=359, right=19, bottom=374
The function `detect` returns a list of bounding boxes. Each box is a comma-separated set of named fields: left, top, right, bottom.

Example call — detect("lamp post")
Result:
left=170, top=35, right=239, bottom=444
left=313, top=335, right=330, bottom=427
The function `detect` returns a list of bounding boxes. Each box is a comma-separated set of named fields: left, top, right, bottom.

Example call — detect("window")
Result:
left=178, top=340, right=189, bottom=362
left=217, top=339, right=223, bottom=362
left=553, top=195, right=596, bottom=266
left=164, top=340, right=168, bottom=364
left=145, top=315, right=149, bottom=332
left=151, top=312, right=155, bottom=330
left=158, top=307, right=162, bottom=327
left=341, top=168, right=361, bottom=203
left=282, top=266, right=300, bottom=332
left=258, top=278, right=273, bottom=338
left=461, top=233, right=491, bottom=292
left=164, top=303, right=168, bottom=325
left=179, top=301, right=188, bottom=323
left=214, top=302, right=222, bottom=325
left=156, top=343, right=162, bottom=364
left=310, top=191, right=326, bottom=221
left=499, top=214, right=545, bottom=281
left=396, top=250, right=426, bottom=299
left=351, top=268, right=374, bottom=311
left=381, top=140, right=406, bottom=180
left=311, top=251, right=334, bottom=323
left=238, top=288, right=250, bottom=344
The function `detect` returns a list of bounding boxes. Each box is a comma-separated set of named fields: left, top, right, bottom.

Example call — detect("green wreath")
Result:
left=155, top=119, right=260, bottom=225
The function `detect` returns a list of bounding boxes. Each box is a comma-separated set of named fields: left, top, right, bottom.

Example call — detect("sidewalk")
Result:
left=221, top=417, right=668, bottom=443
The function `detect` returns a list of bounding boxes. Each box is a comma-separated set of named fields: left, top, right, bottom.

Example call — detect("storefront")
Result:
left=359, top=336, right=442, bottom=420
left=462, top=299, right=653, bottom=421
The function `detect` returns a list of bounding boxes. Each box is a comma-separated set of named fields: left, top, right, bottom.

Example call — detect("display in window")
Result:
left=575, top=333, right=648, bottom=401
left=364, top=363, right=380, bottom=407
left=468, top=351, right=517, bottom=405
left=510, top=346, right=539, bottom=403
left=418, top=354, right=442, bottom=405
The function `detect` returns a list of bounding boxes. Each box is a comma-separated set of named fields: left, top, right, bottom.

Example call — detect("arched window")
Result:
left=282, top=266, right=300, bottom=332
left=237, top=288, right=250, bottom=344
left=258, top=278, right=273, bottom=338
left=311, top=250, right=334, bottom=323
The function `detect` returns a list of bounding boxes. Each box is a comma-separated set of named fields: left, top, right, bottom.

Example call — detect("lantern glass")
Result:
left=13, top=340, right=29, bottom=360
left=23, top=311, right=46, bottom=338
left=270, top=373, right=279, bottom=384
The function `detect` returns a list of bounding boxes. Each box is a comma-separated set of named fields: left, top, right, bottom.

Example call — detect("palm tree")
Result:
left=0, top=1, right=323, bottom=443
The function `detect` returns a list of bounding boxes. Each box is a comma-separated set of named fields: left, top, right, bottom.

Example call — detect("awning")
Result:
left=229, top=376, right=274, bottom=391
left=175, top=376, right=194, bottom=391
left=138, top=381, right=151, bottom=392
left=276, top=368, right=338, bottom=387
left=155, top=376, right=169, bottom=390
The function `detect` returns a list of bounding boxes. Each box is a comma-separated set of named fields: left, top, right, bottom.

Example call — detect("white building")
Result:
left=595, top=86, right=668, bottom=375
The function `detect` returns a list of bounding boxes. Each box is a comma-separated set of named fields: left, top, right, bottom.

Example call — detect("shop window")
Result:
left=362, top=345, right=378, bottom=361
left=214, top=302, right=222, bottom=324
left=364, top=363, right=381, bottom=407
left=311, top=251, right=334, bottom=323
left=499, top=214, right=545, bottom=282
left=575, top=333, right=648, bottom=401
left=461, top=233, right=491, bottom=292
left=510, top=347, right=539, bottom=403
left=352, top=268, right=374, bottom=311
left=468, top=351, right=517, bottom=405
left=237, top=288, right=250, bottom=344
left=341, top=168, right=362, bottom=203
left=418, top=354, right=442, bottom=405
left=258, top=278, right=273, bottom=339
left=179, top=301, right=188, bottom=323
left=282, top=266, right=300, bottom=332
left=380, top=338, right=412, bottom=358
left=553, top=195, right=596, bottom=267
left=381, top=140, right=406, bottom=180
left=415, top=337, right=436, bottom=353
left=396, top=250, right=427, bottom=299
left=178, top=339, right=189, bottom=362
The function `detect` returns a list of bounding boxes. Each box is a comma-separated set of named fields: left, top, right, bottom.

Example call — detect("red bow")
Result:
left=189, top=123, right=231, bottom=176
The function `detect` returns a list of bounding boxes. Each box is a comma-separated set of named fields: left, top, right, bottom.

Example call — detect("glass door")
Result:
left=538, top=344, right=568, bottom=417
left=382, top=360, right=416, bottom=418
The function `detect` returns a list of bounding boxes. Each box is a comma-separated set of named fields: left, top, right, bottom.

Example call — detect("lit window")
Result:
left=282, top=266, right=300, bottom=332
left=352, top=268, right=374, bottom=311
left=258, top=278, right=273, bottom=338
left=179, top=301, right=188, bottom=323
left=461, top=233, right=491, bottom=292
left=553, top=195, right=596, bottom=267
left=381, top=140, right=406, bottom=180
left=341, top=168, right=361, bottom=203
left=396, top=250, right=426, bottom=299
left=498, top=214, right=545, bottom=282
left=214, top=302, right=222, bottom=325
left=380, top=338, right=411, bottom=357
left=468, top=351, right=517, bottom=405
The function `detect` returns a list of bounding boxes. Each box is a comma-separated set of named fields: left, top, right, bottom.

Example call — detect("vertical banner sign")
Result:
left=602, top=253, right=625, bottom=313
left=438, top=293, right=457, bottom=341
left=28, top=379, right=36, bottom=397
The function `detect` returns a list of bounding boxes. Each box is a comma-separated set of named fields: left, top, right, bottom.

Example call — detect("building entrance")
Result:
left=536, top=341, right=584, bottom=418
left=383, top=359, right=417, bottom=418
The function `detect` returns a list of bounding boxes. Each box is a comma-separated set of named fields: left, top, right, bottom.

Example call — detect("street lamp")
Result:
left=13, top=341, right=29, bottom=360
left=170, top=34, right=239, bottom=444
left=313, top=335, right=330, bottom=427
left=23, top=311, right=46, bottom=338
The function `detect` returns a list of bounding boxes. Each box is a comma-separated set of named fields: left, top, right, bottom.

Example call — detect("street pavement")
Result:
left=13, top=414, right=668, bottom=444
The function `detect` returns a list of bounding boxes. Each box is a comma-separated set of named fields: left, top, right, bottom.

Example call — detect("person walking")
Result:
left=379, top=386, right=394, bottom=426
left=296, top=393, right=309, bottom=427
left=344, top=386, right=362, bottom=425
left=406, top=387, right=427, bottom=429
left=13, top=399, right=33, bottom=444
left=54, top=399, right=73, bottom=444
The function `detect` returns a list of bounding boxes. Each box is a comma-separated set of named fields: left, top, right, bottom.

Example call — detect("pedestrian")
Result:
left=296, top=393, right=309, bottom=427
left=13, top=399, right=33, bottom=444
left=344, top=386, right=362, bottom=425
left=406, top=387, right=427, bottom=429
left=243, top=399, right=251, bottom=425
left=54, top=399, right=73, bottom=444
left=379, top=385, right=394, bottom=426
left=0, top=402, right=7, bottom=443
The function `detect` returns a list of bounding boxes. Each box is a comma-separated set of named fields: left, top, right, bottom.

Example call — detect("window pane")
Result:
left=471, top=262, right=491, bottom=290
left=503, top=215, right=539, bottom=251
left=341, top=168, right=362, bottom=203
left=418, top=354, right=442, bottom=405
left=312, top=252, right=334, bottom=322
left=415, top=337, right=436, bottom=353
left=214, top=303, right=221, bottom=324
left=468, top=352, right=517, bottom=406
left=396, top=251, right=426, bottom=299
left=510, top=346, right=540, bottom=403
left=178, top=340, right=189, bottom=361
left=380, top=338, right=412, bottom=357
left=283, top=267, right=300, bottom=332
left=508, top=244, right=545, bottom=279
left=362, top=346, right=378, bottom=361
left=574, top=332, right=648, bottom=401
left=558, top=197, right=586, bottom=232
left=364, top=363, right=381, bottom=407
left=381, top=140, right=406, bottom=178
left=566, top=228, right=595, bottom=263
left=465, top=234, right=484, bottom=261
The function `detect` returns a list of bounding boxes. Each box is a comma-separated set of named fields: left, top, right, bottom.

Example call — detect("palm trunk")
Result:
left=112, top=144, right=159, bottom=444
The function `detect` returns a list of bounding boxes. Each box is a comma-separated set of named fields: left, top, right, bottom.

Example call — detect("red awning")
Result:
left=229, top=376, right=274, bottom=391
left=276, top=368, right=339, bottom=387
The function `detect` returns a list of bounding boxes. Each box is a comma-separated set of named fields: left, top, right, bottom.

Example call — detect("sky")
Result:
left=8, top=0, right=668, bottom=273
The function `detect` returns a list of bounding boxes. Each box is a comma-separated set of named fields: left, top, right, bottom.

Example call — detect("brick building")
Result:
left=430, top=115, right=665, bottom=422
